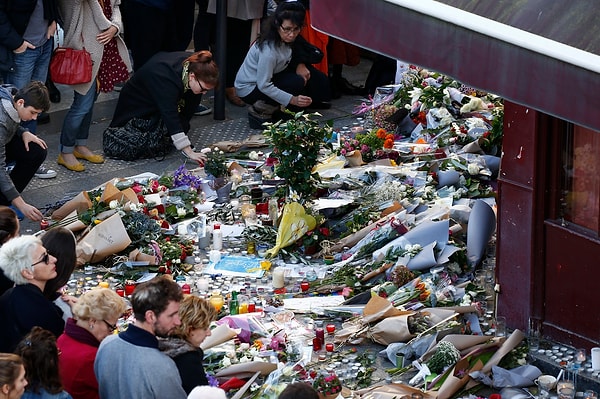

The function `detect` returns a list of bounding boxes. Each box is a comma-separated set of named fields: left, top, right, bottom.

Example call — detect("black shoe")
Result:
left=37, top=112, right=50, bottom=125
left=46, top=79, right=61, bottom=103
left=334, top=77, right=365, bottom=96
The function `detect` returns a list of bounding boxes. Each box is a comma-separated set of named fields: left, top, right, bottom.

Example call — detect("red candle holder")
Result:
left=326, top=324, right=336, bottom=335
left=326, top=343, right=334, bottom=352
left=116, top=288, right=125, bottom=297
left=248, top=303, right=256, bottom=313
left=312, top=337, right=322, bottom=351
left=125, top=281, right=136, bottom=296
left=315, top=328, right=325, bottom=345
left=300, top=281, right=310, bottom=292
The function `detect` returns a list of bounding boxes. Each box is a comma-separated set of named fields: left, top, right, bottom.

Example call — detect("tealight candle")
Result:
left=326, top=343, right=334, bottom=352
left=326, top=324, right=336, bottom=335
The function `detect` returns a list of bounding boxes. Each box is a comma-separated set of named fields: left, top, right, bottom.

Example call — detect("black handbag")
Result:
left=292, top=35, right=324, bottom=65
left=103, top=117, right=173, bottom=161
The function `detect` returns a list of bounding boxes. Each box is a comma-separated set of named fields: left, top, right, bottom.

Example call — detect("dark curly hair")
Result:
left=14, top=327, right=64, bottom=395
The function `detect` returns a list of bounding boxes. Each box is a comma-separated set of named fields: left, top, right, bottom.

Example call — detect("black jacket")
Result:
left=0, top=283, right=65, bottom=352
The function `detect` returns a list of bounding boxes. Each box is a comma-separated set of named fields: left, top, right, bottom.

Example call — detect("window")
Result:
left=561, top=125, right=600, bottom=231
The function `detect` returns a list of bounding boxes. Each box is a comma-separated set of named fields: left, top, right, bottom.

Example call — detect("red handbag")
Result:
left=49, top=47, right=93, bottom=85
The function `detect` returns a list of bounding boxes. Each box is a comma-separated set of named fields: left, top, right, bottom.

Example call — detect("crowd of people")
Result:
left=0, top=1, right=389, bottom=396
left=0, top=232, right=323, bottom=399
left=0, top=0, right=383, bottom=223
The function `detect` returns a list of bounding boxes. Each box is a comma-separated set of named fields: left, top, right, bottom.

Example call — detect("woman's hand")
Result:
left=296, top=63, right=310, bottom=85
left=182, top=146, right=208, bottom=166
left=97, top=26, right=118, bottom=45
left=291, top=95, right=312, bottom=108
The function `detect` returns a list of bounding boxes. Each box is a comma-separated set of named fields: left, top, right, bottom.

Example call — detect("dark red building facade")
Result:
left=312, top=0, right=600, bottom=349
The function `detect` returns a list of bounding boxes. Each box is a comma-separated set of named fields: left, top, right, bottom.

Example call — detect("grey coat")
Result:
left=58, top=0, right=132, bottom=95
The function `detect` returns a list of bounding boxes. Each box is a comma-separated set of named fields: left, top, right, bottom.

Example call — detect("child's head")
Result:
left=14, top=327, right=64, bottom=395
left=13, top=81, right=50, bottom=122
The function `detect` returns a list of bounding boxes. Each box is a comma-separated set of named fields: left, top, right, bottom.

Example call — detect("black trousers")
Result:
left=0, top=136, right=46, bottom=206
left=240, top=65, right=331, bottom=106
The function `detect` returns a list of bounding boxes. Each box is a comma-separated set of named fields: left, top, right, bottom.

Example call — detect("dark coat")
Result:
left=109, top=51, right=202, bottom=136
left=159, top=337, right=209, bottom=394
left=0, top=283, right=65, bottom=352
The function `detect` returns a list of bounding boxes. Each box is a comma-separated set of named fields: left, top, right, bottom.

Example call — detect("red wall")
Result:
left=497, top=101, right=540, bottom=331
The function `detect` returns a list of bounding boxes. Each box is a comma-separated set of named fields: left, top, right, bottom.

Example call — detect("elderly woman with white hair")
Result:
left=0, top=235, right=64, bottom=352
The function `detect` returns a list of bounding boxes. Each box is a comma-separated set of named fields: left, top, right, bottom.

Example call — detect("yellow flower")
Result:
left=94, top=219, right=101, bottom=225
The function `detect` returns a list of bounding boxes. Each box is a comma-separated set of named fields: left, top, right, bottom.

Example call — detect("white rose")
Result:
left=467, top=163, right=480, bottom=175
left=109, top=200, right=119, bottom=209
left=239, top=343, right=250, bottom=350
left=177, top=207, right=187, bottom=217
left=222, top=357, right=232, bottom=367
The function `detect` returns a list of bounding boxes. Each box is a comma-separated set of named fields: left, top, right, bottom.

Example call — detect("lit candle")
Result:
left=576, top=348, right=586, bottom=363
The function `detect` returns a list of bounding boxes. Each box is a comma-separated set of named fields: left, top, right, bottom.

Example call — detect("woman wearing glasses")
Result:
left=108, top=50, right=219, bottom=165
left=57, top=288, right=126, bottom=399
left=235, top=1, right=330, bottom=128
left=0, top=235, right=63, bottom=352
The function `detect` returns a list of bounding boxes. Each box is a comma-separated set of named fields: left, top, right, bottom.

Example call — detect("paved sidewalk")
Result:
left=19, top=59, right=373, bottom=233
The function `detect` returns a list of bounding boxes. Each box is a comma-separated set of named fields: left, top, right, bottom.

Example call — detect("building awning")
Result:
left=310, top=0, right=600, bottom=131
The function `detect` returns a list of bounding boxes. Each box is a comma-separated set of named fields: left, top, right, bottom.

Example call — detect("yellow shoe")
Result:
left=57, top=154, right=85, bottom=172
left=73, top=149, right=105, bottom=164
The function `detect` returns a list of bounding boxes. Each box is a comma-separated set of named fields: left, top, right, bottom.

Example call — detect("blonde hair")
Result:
left=173, top=295, right=217, bottom=338
left=72, top=288, right=127, bottom=321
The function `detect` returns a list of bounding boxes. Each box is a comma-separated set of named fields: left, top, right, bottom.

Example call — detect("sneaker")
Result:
left=35, top=165, right=58, bottom=179
left=194, top=104, right=212, bottom=116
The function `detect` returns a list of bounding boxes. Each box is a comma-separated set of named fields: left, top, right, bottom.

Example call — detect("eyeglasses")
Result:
left=279, top=25, right=302, bottom=34
left=31, top=252, right=50, bottom=267
left=197, top=79, right=209, bottom=94
left=103, top=320, right=118, bottom=332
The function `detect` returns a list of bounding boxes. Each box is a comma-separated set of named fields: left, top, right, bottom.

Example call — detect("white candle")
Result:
left=272, top=268, right=285, bottom=289
left=196, top=278, right=209, bottom=292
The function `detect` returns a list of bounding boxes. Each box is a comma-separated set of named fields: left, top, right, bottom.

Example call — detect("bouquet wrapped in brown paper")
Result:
left=76, top=213, right=132, bottom=266
left=101, top=182, right=139, bottom=205
left=51, top=191, right=92, bottom=220
left=334, top=294, right=412, bottom=344
left=430, top=329, right=525, bottom=399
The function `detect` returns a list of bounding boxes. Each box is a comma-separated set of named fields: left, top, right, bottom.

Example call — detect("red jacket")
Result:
left=57, top=319, right=100, bottom=399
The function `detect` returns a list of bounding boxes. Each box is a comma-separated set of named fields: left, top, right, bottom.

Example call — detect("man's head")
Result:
left=131, top=276, right=184, bottom=337
left=13, top=81, right=50, bottom=122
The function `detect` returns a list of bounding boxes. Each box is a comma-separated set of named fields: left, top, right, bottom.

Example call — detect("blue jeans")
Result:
left=60, top=81, right=99, bottom=153
left=6, top=39, right=53, bottom=134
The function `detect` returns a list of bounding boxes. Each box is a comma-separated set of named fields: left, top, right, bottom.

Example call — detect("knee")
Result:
left=27, top=143, right=47, bottom=164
